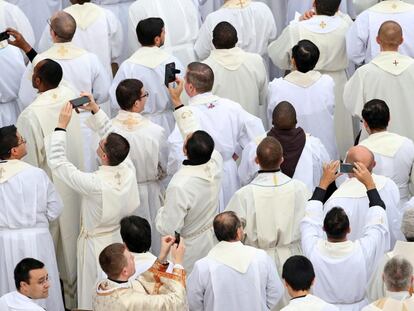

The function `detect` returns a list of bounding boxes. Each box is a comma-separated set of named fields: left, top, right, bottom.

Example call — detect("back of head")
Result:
left=186, top=62, right=214, bottom=93
left=50, top=11, right=77, bottom=42
left=383, top=256, right=413, bottom=292
left=35, top=59, right=63, bottom=90
left=136, top=17, right=164, bottom=46
left=213, top=211, right=242, bottom=242
left=378, top=21, right=403, bottom=49
left=401, top=208, right=414, bottom=242
left=120, top=216, right=151, bottom=253
left=292, top=40, right=320, bottom=73
left=282, top=255, right=315, bottom=291
left=362, top=99, right=390, bottom=131
left=14, top=258, right=44, bottom=290
left=104, top=133, right=130, bottom=166
left=315, top=0, right=341, bottom=15
left=186, top=130, right=214, bottom=165
left=212, top=21, right=238, bottom=49
left=0, top=125, right=18, bottom=160
left=323, top=207, right=350, bottom=240
left=116, top=79, right=144, bottom=111
left=345, top=145, right=375, bottom=172
left=272, top=101, right=297, bottom=130
left=99, top=243, right=127, bottom=280
left=256, top=137, right=283, bottom=170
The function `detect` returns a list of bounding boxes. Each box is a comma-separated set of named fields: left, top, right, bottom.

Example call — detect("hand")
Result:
left=57, top=102, right=73, bottom=129
left=167, top=78, right=184, bottom=108
left=158, top=235, right=175, bottom=263
left=171, top=238, right=185, bottom=265
left=353, top=162, right=375, bottom=190
left=6, top=28, right=32, bottom=53
left=319, top=160, right=340, bottom=190
left=299, top=9, right=315, bottom=21
left=77, top=92, right=100, bottom=114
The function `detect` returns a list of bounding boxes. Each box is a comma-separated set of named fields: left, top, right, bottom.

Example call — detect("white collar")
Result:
left=189, top=92, right=220, bottom=106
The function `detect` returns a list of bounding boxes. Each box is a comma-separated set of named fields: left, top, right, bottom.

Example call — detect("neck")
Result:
left=369, top=128, right=387, bottom=135
left=291, top=290, right=310, bottom=299
left=381, top=46, right=399, bottom=52
left=327, top=237, right=347, bottom=243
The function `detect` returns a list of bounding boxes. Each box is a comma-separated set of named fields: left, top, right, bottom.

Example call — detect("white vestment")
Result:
left=127, top=0, right=199, bottom=66
left=346, top=0, right=414, bottom=65
left=268, top=70, right=338, bottom=160
left=156, top=106, right=221, bottom=272
left=187, top=241, right=284, bottom=311
left=269, top=14, right=353, bottom=158
left=167, top=92, right=265, bottom=209
left=203, top=47, right=268, bottom=120
left=45, top=109, right=140, bottom=310
left=111, top=110, right=168, bottom=254
left=359, top=132, right=414, bottom=204
left=0, top=161, right=64, bottom=311
left=0, top=291, right=45, bottom=311
left=363, top=292, right=414, bottom=311
left=301, top=199, right=389, bottom=311
left=0, top=43, right=25, bottom=127
left=281, top=294, right=339, bottom=311
left=109, top=46, right=184, bottom=134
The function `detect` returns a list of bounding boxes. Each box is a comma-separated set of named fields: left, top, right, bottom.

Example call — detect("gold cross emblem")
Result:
left=114, top=172, right=122, bottom=186
left=57, top=45, right=69, bottom=57
left=0, top=167, right=5, bottom=180
left=123, top=115, right=139, bottom=130
left=319, top=21, right=327, bottom=29
left=393, top=60, right=399, bottom=66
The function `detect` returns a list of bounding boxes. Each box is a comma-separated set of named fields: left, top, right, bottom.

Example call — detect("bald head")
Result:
left=256, top=137, right=283, bottom=170
left=50, top=11, right=77, bottom=43
left=346, top=146, right=375, bottom=172
left=377, top=21, right=403, bottom=51
left=272, top=101, right=297, bottom=130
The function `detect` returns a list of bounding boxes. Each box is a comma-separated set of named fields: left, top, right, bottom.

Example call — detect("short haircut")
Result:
left=186, top=62, right=214, bottom=93
left=401, top=208, right=414, bottom=242
left=323, top=207, right=350, bottom=240
left=36, top=59, right=63, bottom=89
left=212, top=21, right=238, bottom=49
left=213, top=211, right=242, bottom=242
left=362, top=99, right=390, bottom=131
left=257, top=137, right=283, bottom=170
left=116, top=79, right=144, bottom=111
left=136, top=17, right=164, bottom=46
left=99, top=243, right=127, bottom=280
left=186, top=130, right=214, bottom=165
left=282, top=256, right=315, bottom=291
left=383, top=256, right=413, bottom=292
left=14, top=258, right=45, bottom=290
left=315, top=0, right=341, bottom=16
left=272, top=101, right=297, bottom=130
left=120, top=216, right=151, bottom=253
left=104, top=133, right=130, bottom=166
left=51, top=11, right=76, bottom=42
left=0, top=125, right=18, bottom=160
left=292, top=40, right=320, bottom=73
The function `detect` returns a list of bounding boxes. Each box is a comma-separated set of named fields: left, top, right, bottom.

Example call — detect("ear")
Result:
left=279, top=157, right=284, bottom=166
left=254, top=156, right=259, bottom=165
left=311, top=277, right=315, bottom=287
left=376, top=36, right=381, bottom=45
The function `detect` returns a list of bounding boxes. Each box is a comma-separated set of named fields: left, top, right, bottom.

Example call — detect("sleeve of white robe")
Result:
left=105, top=9, right=124, bottom=64
left=109, top=62, right=128, bottom=116
left=343, top=68, right=365, bottom=118
left=300, top=198, right=325, bottom=257
left=45, top=170, right=64, bottom=221
left=89, top=55, right=111, bottom=105
left=236, top=110, right=265, bottom=150
left=18, top=63, right=38, bottom=110
left=225, top=189, right=248, bottom=225
left=238, top=140, right=259, bottom=187
left=346, top=12, right=369, bottom=66
left=194, top=18, right=213, bottom=60
left=311, top=138, right=331, bottom=187
left=267, top=26, right=294, bottom=70
left=366, top=255, right=388, bottom=302
left=38, top=25, right=53, bottom=53
left=187, top=260, right=207, bottom=310
left=127, top=5, right=145, bottom=56
left=264, top=254, right=284, bottom=308
left=16, top=111, right=44, bottom=167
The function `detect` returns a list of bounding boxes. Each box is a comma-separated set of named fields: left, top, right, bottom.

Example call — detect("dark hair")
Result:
left=116, top=79, right=144, bottom=111
left=186, top=62, right=214, bottom=93
left=120, top=216, right=151, bottom=253
left=362, top=99, right=390, bottom=131
left=282, top=256, right=315, bottom=291
left=292, top=40, right=320, bottom=73
left=186, top=130, right=214, bottom=165
left=0, top=125, right=18, bottom=160
left=36, top=59, right=63, bottom=89
left=104, top=133, right=130, bottom=166
left=212, top=21, right=238, bottom=49
left=315, top=0, right=341, bottom=16
left=323, top=207, right=350, bottom=240
left=213, top=211, right=242, bottom=242
left=136, top=17, right=164, bottom=46
left=272, top=101, right=297, bottom=130
left=14, top=258, right=45, bottom=290
left=99, top=243, right=127, bottom=279
left=257, top=137, right=283, bottom=170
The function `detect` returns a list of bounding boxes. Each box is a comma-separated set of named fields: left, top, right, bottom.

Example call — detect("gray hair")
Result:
left=383, top=256, right=413, bottom=291
left=401, top=208, right=414, bottom=241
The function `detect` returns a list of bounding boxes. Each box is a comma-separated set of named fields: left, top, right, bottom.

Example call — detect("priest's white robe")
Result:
left=127, top=0, right=199, bottom=66
left=353, top=0, right=380, bottom=16
left=256, top=0, right=286, bottom=37
left=268, top=70, right=338, bottom=160
left=111, top=110, right=168, bottom=255
left=195, top=0, right=277, bottom=60
left=203, top=47, right=268, bottom=120
left=363, top=292, right=414, bottom=311
left=0, top=43, right=25, bottom=128
left=269, top=14, right=353, bottom=159
left=301, top=198, right=389, bottom=311
left=109, top=46, right=184, bottom=134
left=45, top=109, right=140, bottom=310
left=346, top=0, right=414, bottom=65
left=156, top=106, right=221, bottom=272
left=0, top=161, right=64, bottom=311
left=344, top=52, right=414, bottom=147
left=167, top=92, right=265, bottom=210
left=359, top=132, right=414, bottom=204
left=199, top=0, right=222, bottom=20
left=187, top=241, right=284, bottom=311
left=281, top=294, right=339, bottom=311
left=0, top=291, right=45, bottom=311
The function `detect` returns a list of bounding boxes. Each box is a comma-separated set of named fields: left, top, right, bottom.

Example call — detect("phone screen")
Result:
left=0, top=31, right=10, bottom=41
left=340, top=163, right=354, bottom=174
left=70, top=96, right=90, bottom=108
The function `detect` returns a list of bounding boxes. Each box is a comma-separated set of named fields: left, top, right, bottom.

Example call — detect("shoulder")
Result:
left=250, top=2, right=274, bottom=15
left=319, top=73, right=335, bottom=85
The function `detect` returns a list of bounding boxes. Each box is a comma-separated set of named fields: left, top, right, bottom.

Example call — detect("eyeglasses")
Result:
left=139, top=91, right=149, bottom=100
left=47, top=18, right=73, bottom=41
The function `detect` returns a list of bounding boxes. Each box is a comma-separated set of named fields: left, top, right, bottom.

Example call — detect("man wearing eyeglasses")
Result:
left=0, top=126, right=64, bottom=310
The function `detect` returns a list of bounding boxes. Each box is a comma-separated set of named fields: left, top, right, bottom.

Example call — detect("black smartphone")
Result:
left=174, top=231, right=181, bottom=245
left=164, top=62, right=181, bottom=87
left=0, top=31, right=10, bottom=42
left=340, top=163, right=355, bottom=174
left=69, top=96, right=90, bottom=108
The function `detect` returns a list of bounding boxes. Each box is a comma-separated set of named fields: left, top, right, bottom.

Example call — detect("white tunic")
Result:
left=281, top=294, right=339, bottom=311
left=0, top=291, right=45, bottom=311
left=268, top=70, right=338, bottom=160
left=0, top=160, right=64, bottom=311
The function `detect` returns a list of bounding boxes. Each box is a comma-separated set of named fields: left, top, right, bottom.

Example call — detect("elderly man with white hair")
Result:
left=363, top=256, right=414, bottom=310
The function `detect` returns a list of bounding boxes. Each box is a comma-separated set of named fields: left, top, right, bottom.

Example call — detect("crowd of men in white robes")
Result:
left=2, top=0, right=414, bottom=310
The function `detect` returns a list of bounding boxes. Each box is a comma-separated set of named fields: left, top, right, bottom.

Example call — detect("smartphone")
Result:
left=0, top=31, right=10, bottom=42
left=340, top=163, right=355, bottom=174
left=174, top=231, right=181, bottom=245
left=69, top=96, right=90, bottom=108
left=164, top=62, right=181, bottom=87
